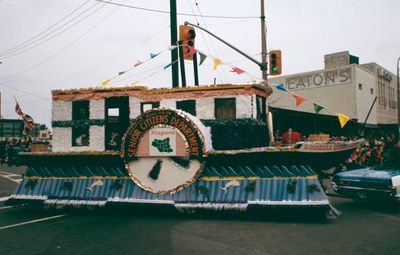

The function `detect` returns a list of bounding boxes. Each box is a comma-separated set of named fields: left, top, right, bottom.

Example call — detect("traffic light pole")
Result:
left=178, top=40, right=187, bottom=87
left=184, top=22, right=268, bottom=74
left=193, top=52, right=199, bottom=86
left=260, top=0, right=268, bottom=81
left=170, top=0, right=179, bottom=88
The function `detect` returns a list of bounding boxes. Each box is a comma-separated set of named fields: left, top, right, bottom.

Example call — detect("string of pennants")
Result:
left=101, top=45, right=350, bottom=128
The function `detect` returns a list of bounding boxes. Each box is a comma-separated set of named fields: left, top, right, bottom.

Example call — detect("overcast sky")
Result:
left=0, top=0, right=399, bottom=128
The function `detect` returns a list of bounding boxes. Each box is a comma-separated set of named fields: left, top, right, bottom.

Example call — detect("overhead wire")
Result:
left=93, top=0, right=259, bottom=19
left=0, top=0, right=93, bottom=57
left=191, top=0, right=229, bottom=83
left=0, top=0, right=119, bottom=80
left=0, top=81, right=49, bottom=101
left=0, top=0, right=106, bottom=59
left=51, top=26, right=169, bottom=88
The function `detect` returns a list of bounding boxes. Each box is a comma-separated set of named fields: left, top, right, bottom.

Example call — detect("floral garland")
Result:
left=52, top=119, right=105, bottom=128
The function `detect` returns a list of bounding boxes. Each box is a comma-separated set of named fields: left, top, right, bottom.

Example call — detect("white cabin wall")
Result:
left=129, top=97, right=143, bottom=119
left=196, top=97, right=214, bottom=119
left=90, top=99, right=104, bottom=119
left=52, top=101, right=72, bottom=121
left=160, top=99, right=176, bottom=109
left=236, top=95, right=252, bottom=119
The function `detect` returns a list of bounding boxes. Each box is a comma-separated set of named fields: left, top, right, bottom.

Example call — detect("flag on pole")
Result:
left=14, top=99, right=35, bottom=135
left=15, top=102, right=24, bottom=117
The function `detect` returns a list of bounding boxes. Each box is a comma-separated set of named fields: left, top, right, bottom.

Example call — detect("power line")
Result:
left=93, top=0, right=259, bottom=19
left=0, top=1, right=116, bottom=80
left=0, top=0, right=93, bottom=57
left=0, top=81, right=49, bottom=101
left=0, top=1, right=106, bottom=59
left=52, top=26, right=169, bottom=88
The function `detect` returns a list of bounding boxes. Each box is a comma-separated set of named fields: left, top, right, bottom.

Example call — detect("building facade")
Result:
left=0, top=119, right=41, bottom=141
left=268, top=51, right=398, bottom=136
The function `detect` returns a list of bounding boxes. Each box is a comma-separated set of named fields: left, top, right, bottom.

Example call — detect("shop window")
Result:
left=72, top=100, right=89, bottom=147
left=176, top=100, right=196, bottom=116
left=256, top=95, right=267, bottom=123
left=215, top=98, right=236, bottom=120
left=141, top=102, right=160, bottom=114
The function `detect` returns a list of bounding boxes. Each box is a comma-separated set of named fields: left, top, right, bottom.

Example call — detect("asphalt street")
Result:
left=1, top=165, right=400, bottom=255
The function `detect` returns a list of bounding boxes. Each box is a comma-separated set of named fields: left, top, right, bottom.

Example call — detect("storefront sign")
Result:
left=286, top=67, right=351, bottom=91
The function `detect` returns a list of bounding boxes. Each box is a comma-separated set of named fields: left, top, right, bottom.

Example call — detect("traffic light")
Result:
left=269, top=50, right=282, bottom=75
left=179, top=25, right=196, bottom=60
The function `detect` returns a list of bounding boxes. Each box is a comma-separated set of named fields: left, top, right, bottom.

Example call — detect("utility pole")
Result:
left=170, top=0, right=179, bottom=88
left=260, top=0, right=268, bottom=81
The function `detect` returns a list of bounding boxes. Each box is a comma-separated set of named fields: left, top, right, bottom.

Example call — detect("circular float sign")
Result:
left=121, top=109, right=205, bottom=194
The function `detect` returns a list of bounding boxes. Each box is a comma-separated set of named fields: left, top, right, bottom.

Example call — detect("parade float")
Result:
left=6, top=83, right=352, bottom=217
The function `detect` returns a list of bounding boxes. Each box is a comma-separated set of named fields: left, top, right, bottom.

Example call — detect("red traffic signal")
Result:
left=269, top=50, right=282, bottom=75
left=179, top=25, right=196, bottom=60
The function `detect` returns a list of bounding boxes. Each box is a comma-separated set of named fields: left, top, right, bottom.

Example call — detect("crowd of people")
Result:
left=276, top=127, right=399, bottom=172
left=0, top=138, right=31, bottom=166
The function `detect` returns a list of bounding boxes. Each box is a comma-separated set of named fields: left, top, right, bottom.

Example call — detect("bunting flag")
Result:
left=275, top=83, right=287, bottom=92
left=102, top=79, right=111, bottom=86
left=230, top=66, right=245, bottom=75
left=313, top=103, right=324, bottom=114
left=199, top=52, right=207, bottom=65
left=338, top=113, right=350, bottom=128
left=133, top=60, right=144, bottom=67
left=292, top=94, right=306, bottom=106
left=213, top=58, right=222, bottom=70
left=163, top=61, right=174, bottom=70
left=168, top=45, right=178, bottom=51
left=189, top=46, right=197, bottom=58
left=150, top=52, right=160, bottom=59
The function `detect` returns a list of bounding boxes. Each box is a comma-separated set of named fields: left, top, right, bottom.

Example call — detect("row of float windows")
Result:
left=71, top=96, right=266, bottom=148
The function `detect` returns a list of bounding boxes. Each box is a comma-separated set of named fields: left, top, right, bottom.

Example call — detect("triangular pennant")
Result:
left=338, top=113, right=350, bottom=128
left=275, top=83, right=287, bottom=92
left=168, top=45, right=178, bottom=51
left=163, top=62, right=173, bottom=70
left=189, top=46, right=197, bottom=57
left=150, top=52, right=160, bottom=59
left=102, top=79, right=111, bottom=86
left=292, top=94, right=306, bottom=106
left=133, top=60, right=144, bottom=67
left=313, top=103, right=324, bottom=114
left=199, top=52, right=207, bottom=65
left=118, top=71, right=126, bottom=76
left=230, top=66, right=245, bottom=75
left=213, top=58, right=222, bottom=70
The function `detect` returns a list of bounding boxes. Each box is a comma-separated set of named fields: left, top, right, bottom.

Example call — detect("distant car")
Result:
left=331, top=145, right=400, bottom=201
